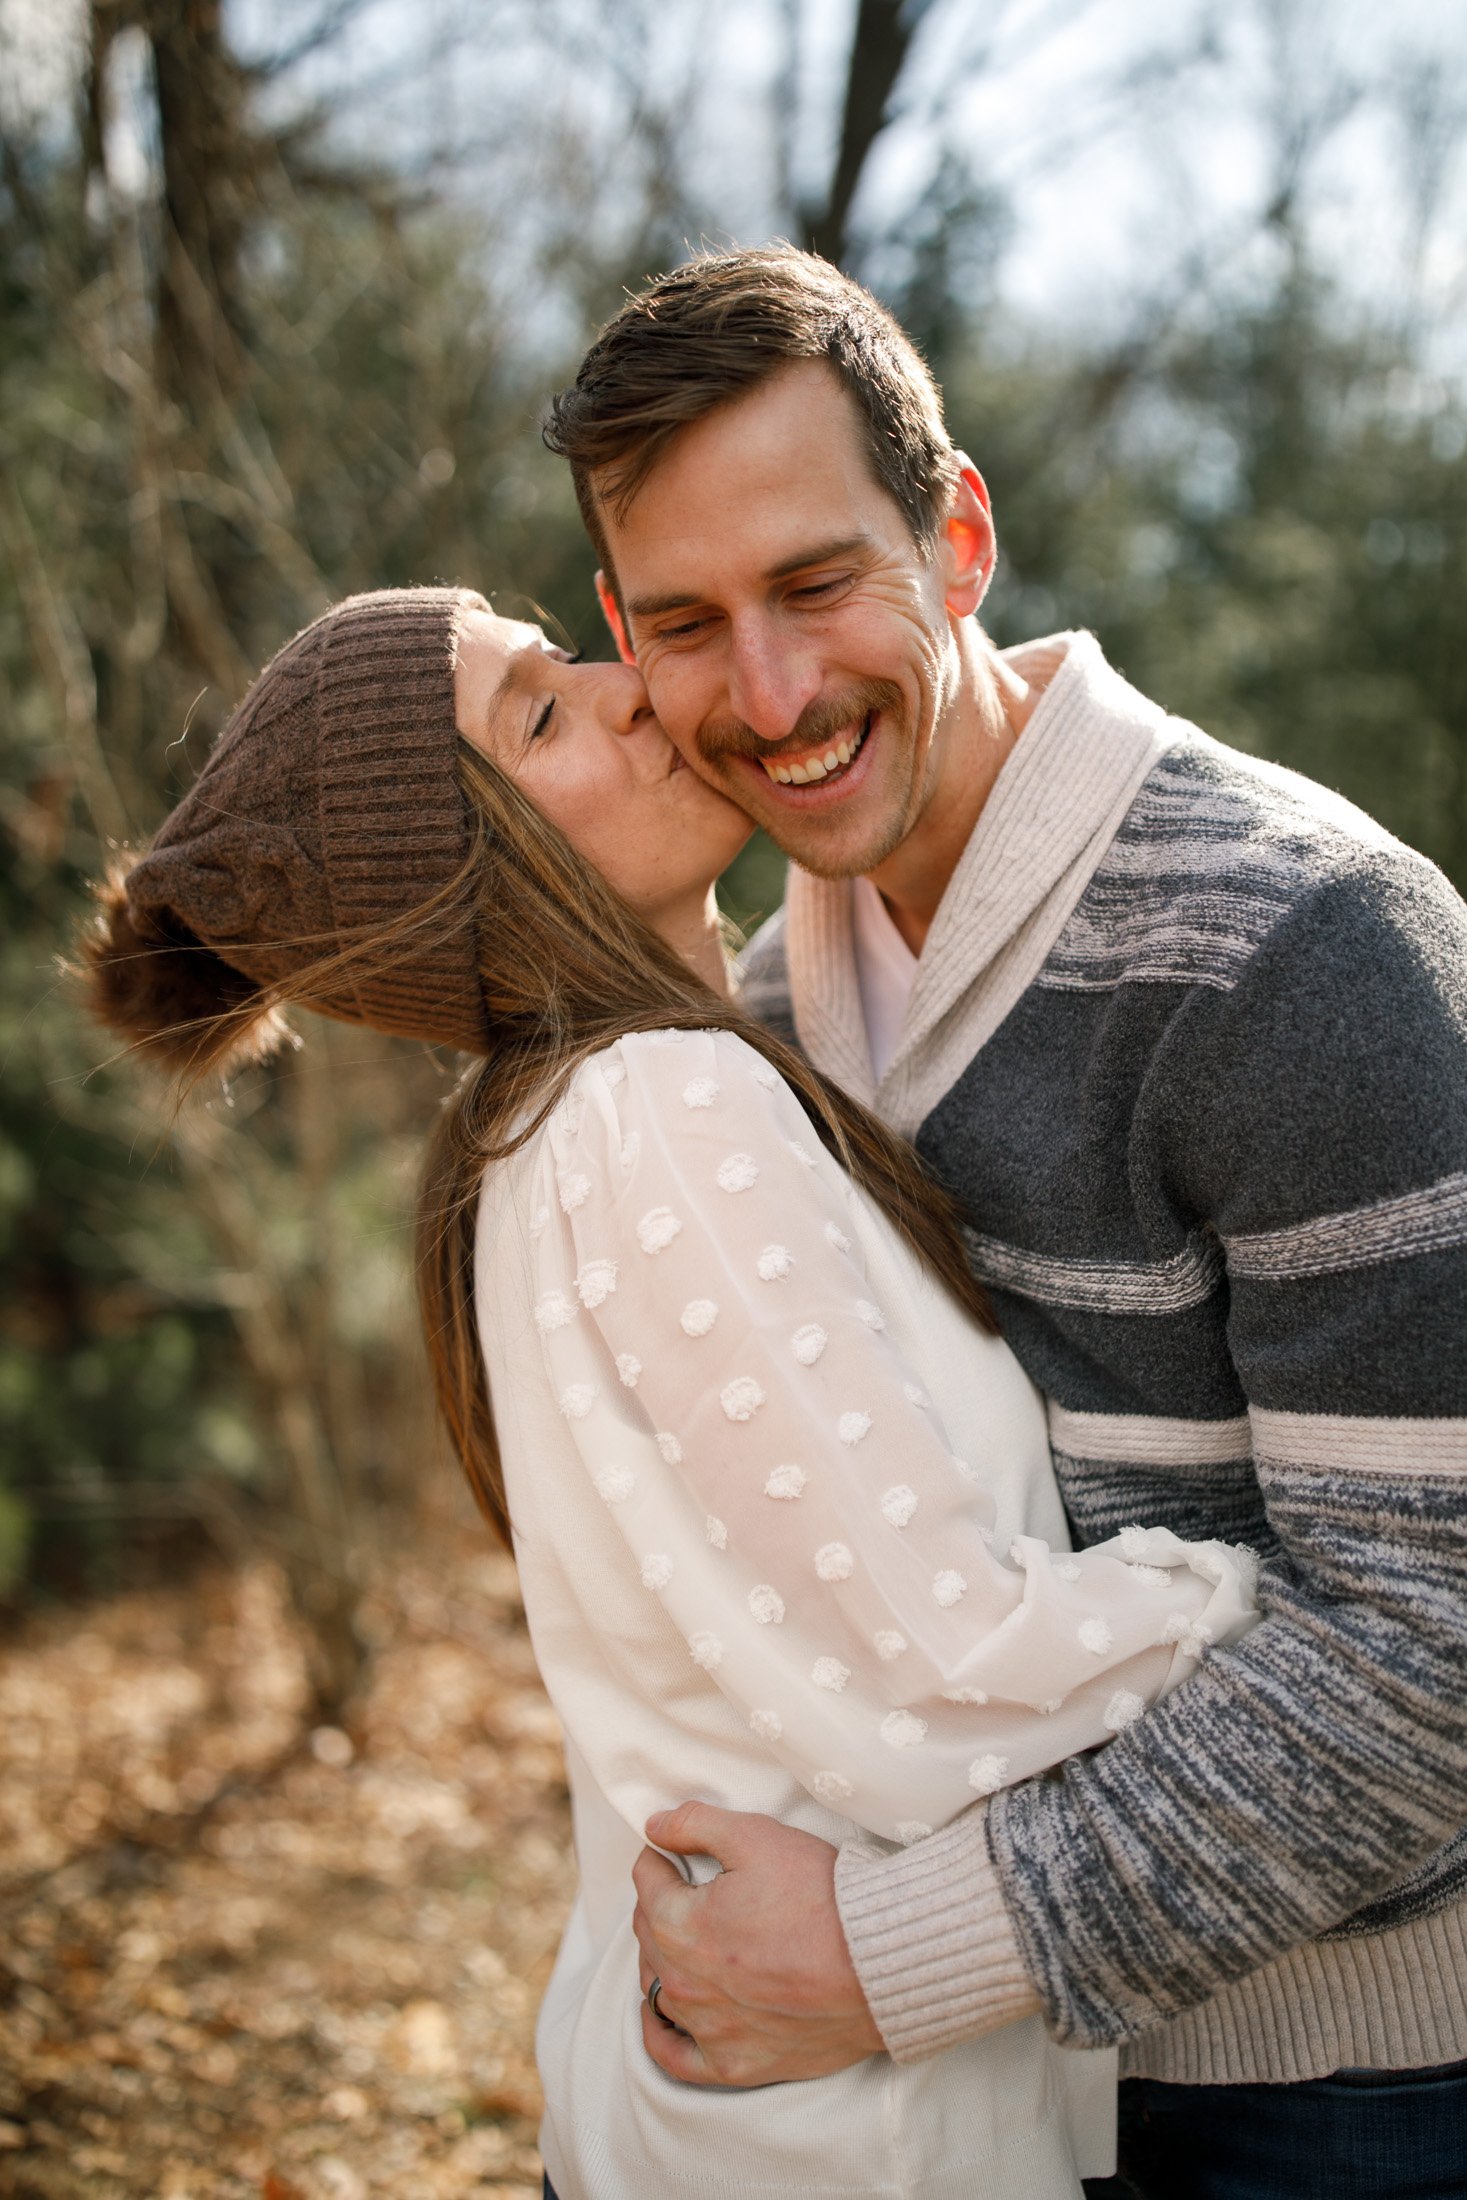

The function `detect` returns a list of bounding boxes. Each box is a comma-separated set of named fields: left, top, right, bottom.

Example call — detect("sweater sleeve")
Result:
left=950, top=854, right=1467, bottom=2051
left=527, top=1029, right=1258, bottom=1849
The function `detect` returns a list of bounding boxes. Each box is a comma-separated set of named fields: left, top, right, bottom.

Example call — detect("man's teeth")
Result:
left=761, top=721, right=867, bottom=786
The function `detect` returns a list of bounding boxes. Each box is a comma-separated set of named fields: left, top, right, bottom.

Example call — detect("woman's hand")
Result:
left=631, top=1803, right=885, bottom=2086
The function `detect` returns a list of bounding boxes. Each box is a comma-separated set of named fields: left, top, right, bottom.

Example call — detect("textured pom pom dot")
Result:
left=824, top=1221, right=853, bottom=1254
left=1078, top=1617, right=1114, bottom=1655
left=615, top=1353, right=641, bottom=1389
left=602, top=1057, right=626, bottom=1089
left=558, top=1173, right=592, bottom=1213
left=576, top=1259, right=618, bottom=1308
left=880, top=1710, right=928, bottom=1750
left=1053, top=1559, right=1082, bottom=1582
left=530, top=1206, right=550, bottom=1238
left=706, top=1515, right=728, bottom=1550
left=942, top=1684, right=989, bottom=1705
left=1119, top=1524, right=1149, bottom=1561
left=641, top=1553, right=674, bottom=1591
left=764, top=1463, right=807, bottom=1501
left=1039, top=1696, right=1064, bottom=1715
left=559, top=1092, right=584, bottom=1135
left=680, top=1299, right=719, bottom=1337
left=902, top=1382, right=929, bottom=1408
left=751, top=1060, right=780, bottom=1091
left=620, top=1134, right=641, bottom=1171
left=558, top=1384, right=597, bottom=1421
left=593, top=1466, right=635, bottom=1504
left=720, top=1375, right=765, bottom=1422
left=811, top=1770, right=853, bottom=1804
left=716, top=1152, right=760, bottom=1194
left=1162, top=1612, right=1214, bottom=1658
left=811, top=1657, right=851, bottom=1693
left=682, top=1078, right=719, bottom=1109
left=748, top=1584, right=786, bottom=1625
left=854, top=1300, right=885, bottom=1331
left=757, top=1244, right=794, bottom=1282
left=749, top=1708, right=783, bottom=1741
left=837, top=1411, right=872, bottom=1445
left=791, top=1324, right=827, bottom=1366
left=534, top=1290, right=576, bottom=1334
left=932, top=1569, right=968, bottom=1608
left=874, top=1630, right=908, bottom=1662
left=881, top=1485, right=918, bottom=1528
left=968, top=1753, right=1010, bottom=1795
left=1193, top=1550, right=1226, bottom=1584
left=1104, top=1688, right=1146, bottom=1732
left=637, top=1206, right=682, bottom=1254
left=895, top=1821, right=932, bottom=1846
left=655, top=1431, right=683, bottom=1466
left=814, top=1542, right=854, bottom=1582
left=1131, top=1563, right=1172, bottom=1587
left=688, top=1632, right=724, bottom=1671
left=788, top=1141, right=816, bottom=1168
left=650, top=1030, right=686, bottom=1046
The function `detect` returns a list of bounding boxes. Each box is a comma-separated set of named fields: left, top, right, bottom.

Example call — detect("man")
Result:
left=543, top=246, right=1467, bottom=2194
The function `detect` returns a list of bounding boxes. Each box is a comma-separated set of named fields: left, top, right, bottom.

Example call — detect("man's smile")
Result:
left=758, top=712, right=872, bottom=787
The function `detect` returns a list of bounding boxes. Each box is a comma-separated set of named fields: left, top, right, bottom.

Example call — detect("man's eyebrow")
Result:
left=625, top=534, right=874, bottom=621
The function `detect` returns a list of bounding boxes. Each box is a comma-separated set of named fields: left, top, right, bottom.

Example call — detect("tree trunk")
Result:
left=802, top=0, right=934, bottom=270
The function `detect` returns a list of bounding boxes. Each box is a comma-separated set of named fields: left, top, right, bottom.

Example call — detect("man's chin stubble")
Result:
left=748, top=786, right=915, bottom=882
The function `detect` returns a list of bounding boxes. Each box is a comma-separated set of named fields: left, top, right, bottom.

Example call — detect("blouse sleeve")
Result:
left=525, top=1029, right=1259, bottom=1846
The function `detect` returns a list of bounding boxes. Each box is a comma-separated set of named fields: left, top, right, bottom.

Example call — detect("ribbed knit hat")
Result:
left=110, top=586, right=493, bottom=1055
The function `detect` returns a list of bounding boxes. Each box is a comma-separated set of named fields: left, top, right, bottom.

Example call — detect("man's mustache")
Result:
left=695, top=678, right=904, bottom=768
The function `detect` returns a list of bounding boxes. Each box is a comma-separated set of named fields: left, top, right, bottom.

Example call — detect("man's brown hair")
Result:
left=544, top=245, right=960, bottom=586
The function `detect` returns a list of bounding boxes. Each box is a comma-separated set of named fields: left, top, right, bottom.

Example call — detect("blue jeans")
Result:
left=1083, top=2063, right=1467, bottom=2200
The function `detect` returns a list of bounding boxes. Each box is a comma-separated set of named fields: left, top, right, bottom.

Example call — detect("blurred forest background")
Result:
left=2, top=0, right=1466, bottom=2188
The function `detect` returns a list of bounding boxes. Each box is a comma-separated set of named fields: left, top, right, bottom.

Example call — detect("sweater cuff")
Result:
left=834, top=1805, right=1041, bottom=2064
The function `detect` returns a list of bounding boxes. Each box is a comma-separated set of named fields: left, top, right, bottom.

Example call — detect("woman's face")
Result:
left=453, top=604, right=753, bottom=923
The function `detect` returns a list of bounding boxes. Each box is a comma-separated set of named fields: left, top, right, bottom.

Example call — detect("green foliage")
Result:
left=4, top=13, right=1466, bottom=1613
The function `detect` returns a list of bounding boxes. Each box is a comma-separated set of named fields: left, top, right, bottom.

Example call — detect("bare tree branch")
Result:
left=0, top=480, right=132, bottom=850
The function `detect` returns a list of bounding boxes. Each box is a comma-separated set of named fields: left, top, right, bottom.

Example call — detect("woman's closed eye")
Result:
left=525, top=651, right=583, bottom=743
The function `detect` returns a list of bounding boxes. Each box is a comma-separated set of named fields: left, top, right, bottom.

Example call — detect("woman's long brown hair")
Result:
left=415, top=744, right=996, bottom=1548
left=82, top=735, right=996, bottom=1550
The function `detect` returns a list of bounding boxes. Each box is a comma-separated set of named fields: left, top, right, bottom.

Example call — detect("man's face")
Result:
left=597, top=360, right=984, bottom=881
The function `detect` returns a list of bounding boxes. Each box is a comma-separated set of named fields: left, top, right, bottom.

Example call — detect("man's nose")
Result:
left=726, top=621, right=824, bottom=746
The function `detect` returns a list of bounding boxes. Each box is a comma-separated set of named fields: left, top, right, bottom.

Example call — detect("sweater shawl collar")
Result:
left=783, top=631, right=1173, bottom=1133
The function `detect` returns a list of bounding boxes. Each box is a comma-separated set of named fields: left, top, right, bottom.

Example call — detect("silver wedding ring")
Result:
left=647, top=1973, right=672, bottom=2025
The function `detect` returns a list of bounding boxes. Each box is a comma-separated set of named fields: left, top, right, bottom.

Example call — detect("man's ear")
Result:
left=596, top=571, right=636, bottom=666
left=941, top=456, right=996, bottom=619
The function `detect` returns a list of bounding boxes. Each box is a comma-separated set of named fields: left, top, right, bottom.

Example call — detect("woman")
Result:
left=83, top=587, right=1259, bottom=2200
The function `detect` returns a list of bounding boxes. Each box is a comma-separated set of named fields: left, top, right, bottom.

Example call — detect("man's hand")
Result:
left=631, top=1802, right=884, bottom=2087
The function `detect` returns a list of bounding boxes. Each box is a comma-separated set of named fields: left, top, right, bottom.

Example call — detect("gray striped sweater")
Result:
left=740, top=631, right=1467, bottom=2085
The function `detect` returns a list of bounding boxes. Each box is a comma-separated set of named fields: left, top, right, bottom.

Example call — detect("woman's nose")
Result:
left=599, top=660, right=656, bottom=737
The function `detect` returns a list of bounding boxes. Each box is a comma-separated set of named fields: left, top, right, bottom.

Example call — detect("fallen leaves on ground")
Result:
left=0, top=1537, right=573, bottom=2198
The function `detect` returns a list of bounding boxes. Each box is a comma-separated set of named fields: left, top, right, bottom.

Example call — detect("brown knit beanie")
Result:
left=86, top=586, right=494, bottom=1065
